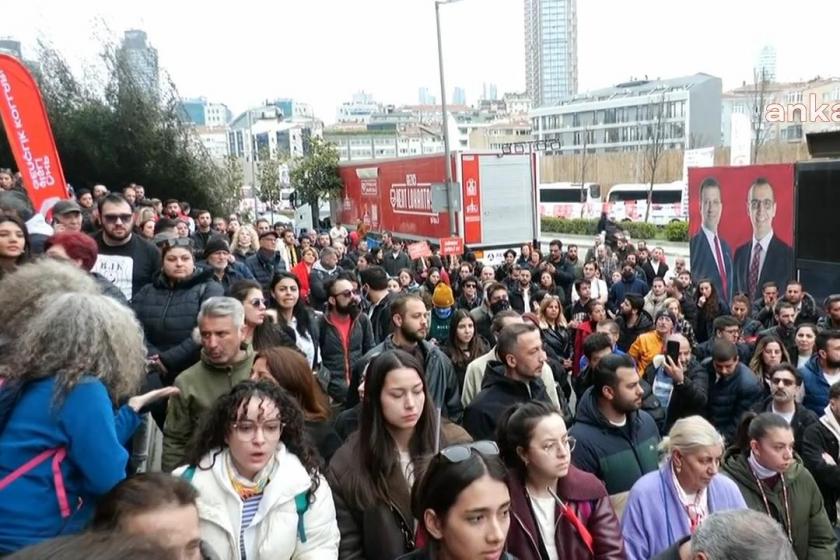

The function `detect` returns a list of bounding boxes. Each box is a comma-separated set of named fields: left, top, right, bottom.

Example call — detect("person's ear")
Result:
left=504, top=352, right=517, bottom=369
left=424, top=509, right=444, bottom=540
left=516, top=445, right=530, bottom=467
left=392, top=313, right=403, bottom=329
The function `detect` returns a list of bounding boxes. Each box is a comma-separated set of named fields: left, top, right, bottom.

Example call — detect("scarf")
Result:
left=670, top=462, right=708, bottom=533
left=748, top=451, right=778, bottom=479
left=821, top=405, right=840, bottom=442
left=224, top=449, right=275, bottom=501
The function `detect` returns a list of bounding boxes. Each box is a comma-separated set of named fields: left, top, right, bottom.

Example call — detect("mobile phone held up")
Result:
left=666, top=340, right=681, bottom=365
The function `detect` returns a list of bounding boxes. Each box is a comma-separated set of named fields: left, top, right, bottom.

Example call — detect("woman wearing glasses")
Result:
left=721, top=412, right=836, bottom=560
left=398, top=441, right=514, bottom=560
left=621, top=416, right=746, bottom=560
left=228, top=280, right=296, bottom=352
left=132, top=238, right=224, bottom=384
left=497, top=401, right=624, bottom=560
left=326, top=350, right=471, bottom=560
left=174, top=380, right=340, bottom=560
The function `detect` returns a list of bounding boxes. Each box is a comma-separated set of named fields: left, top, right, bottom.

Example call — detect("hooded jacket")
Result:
left=505, top=467, right=625, bottom=560
left=173, top=447, right=339, bottom=560
left=132, top=268, right=225, bottom=377
left=616, top=310, right=654, bottom=352
left=245, top=249, right=287, bottom=291
left=161, top=349, right=255, bottom=472
left=308, top=261, right=341, bottom=312
left=801, top=406, right=840, bottom=524
left=721, top=448, right=836, bottom=560
left=463, top=361, right=551, bottom=441
left=607, top=276, right=649, bottom=314
left=568, top=387, right=660, bottom=496
left=801, top=356, right=835, bottom=415
left=702, top=359, right=763, bottom=443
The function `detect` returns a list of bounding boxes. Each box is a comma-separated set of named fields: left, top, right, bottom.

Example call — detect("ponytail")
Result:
left=734, top=411, right=791, bottom=455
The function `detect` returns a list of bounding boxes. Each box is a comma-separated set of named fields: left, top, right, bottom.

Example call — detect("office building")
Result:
left=524, top=0, right=578, bottom=107
left=119, top=29, right=159, bottom=94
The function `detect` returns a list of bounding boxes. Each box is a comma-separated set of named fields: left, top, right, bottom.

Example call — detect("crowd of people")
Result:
left=0, top=174, right=839, bottom=559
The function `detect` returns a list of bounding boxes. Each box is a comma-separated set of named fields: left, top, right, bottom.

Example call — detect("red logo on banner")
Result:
left=461, top=155, right=482, bottom=244
left=439, top=236, right=464, bottom=256
left=0, top=54, right=68, bottom=215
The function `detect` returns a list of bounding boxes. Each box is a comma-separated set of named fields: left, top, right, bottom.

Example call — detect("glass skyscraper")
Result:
left=524, top=0, right=578, bottom=107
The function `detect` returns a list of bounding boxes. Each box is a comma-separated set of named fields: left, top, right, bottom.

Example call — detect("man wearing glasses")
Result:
left=733, top=177, right=794, bottom=301
left=751, top=364, right=817, bottom=455
left=91, top=193, right=160, bottom=301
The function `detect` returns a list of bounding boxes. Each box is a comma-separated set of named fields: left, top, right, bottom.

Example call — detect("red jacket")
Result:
left=505, top=466, right=625, bottom=560
left=292, top=261, right=312, bottom=302
left=572, top=321, right=596, bottom=377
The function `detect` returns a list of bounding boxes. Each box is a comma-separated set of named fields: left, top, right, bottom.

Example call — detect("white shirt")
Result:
left=702, top=226, right=726, bottom=276
left=824, top=370, right=840, bottom=387
left=572, top=278, right=608, bottom=304
left=771, top=403, right=796, bottom=425
left=398, top=450, right=415, bottom=487
left=530, top=495, right=559, bottom=560
left=750, top=230, right=774, bottom=278
left=288, top=316, right=316, bottom=367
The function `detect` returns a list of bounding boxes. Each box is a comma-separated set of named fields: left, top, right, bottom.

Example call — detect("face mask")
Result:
left=490, top=299, right=510, bottom=314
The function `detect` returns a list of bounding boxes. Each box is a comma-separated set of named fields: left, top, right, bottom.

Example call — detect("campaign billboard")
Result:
left=688, top=164, right=795, bottom=304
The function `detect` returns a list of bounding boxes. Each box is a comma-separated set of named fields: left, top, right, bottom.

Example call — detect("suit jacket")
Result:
left=641, top=260, right=669, bottom=287
left=733, top=235, right=794, bottom=300
left=690, top=231, right=733, bottom=302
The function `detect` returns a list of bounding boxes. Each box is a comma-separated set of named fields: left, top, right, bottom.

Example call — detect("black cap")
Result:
left=203, top=237, right=231, bottom=258
left=53, top=199, right=82, bottom=215
left=259, top=230, right=279, bottom=240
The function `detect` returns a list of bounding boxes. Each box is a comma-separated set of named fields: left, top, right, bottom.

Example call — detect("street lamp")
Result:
left=435, top=0, right=464, bottom=237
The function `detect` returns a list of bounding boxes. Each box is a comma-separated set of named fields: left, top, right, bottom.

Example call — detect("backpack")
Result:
left=180, top=465, right=312, bottom=543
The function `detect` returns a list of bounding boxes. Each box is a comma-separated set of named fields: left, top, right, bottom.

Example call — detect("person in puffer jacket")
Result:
left=132, top=238, right=224, bottom=382
left=308, top=247, right=342, bottom=312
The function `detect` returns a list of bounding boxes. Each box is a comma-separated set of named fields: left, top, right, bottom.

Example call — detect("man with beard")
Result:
left=347, top=294, right=462, bottom=421
left=508, top=265, right=537, bottom=314
left=569, top=354, right=660, bottom=501
left=91, top=194, right=160, bottom=301
left=164, top=199, right=182, bottom=220
left=616, top=293, right=653, bottom=352
left=608, top=261, right=649, bottom=315
left=463, top=323, right=551, bottom=440
left=752, top=364, right=817, bottom=455
left=758, top=301, right=798, bottom=358
left=317, top=276, right=374, bottom=405
left=189, top=210, right=222, bottom=259
left=801, top=330, right=840, bottom=415
left=308, top=246, right=342, bottom=312
left=731, top=294, right=763, bottom=343
left=359, top=265, right=397, bottom=344
left=566, top=243, right=583, bottom=279
left=470, top=282, right=511, bottom=344
left=702, top=339, right=762, bottom=443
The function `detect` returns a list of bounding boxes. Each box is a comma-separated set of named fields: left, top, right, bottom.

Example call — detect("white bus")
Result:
left=538, top=182, right=602, bottom=219
left=607, top=181, right=687, bottom=225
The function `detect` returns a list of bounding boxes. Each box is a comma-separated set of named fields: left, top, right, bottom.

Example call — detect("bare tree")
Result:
left=644, top=91, right=668, bottom=222
left=750, top=67, right=771, bottom=164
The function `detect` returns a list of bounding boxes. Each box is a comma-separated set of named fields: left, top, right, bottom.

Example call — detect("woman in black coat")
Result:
left=132, top=238, right=223, bottom=382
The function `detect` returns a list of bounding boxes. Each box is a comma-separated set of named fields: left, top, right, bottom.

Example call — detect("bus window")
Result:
left=608, top=190, right=647, bottom=202
left=651, top=190, right=682, bottom=204
left=540, top=189, right=583, bottom=203
left=589, top=184, right=601, bottom=199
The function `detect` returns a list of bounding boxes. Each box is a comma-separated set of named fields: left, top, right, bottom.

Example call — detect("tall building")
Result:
left=482, top=82, right=498, bottom=101
left=337, top=91, right=383, bottom=124
left=418, top=87, right=436, bottom=105
left=452, top=86, right=466, bottom=106
left=180, top=97, right=232, bottom=127
left=755, top=44, right=777, bottom=82
left=119, top=30, right=159, bottom=94
left=524, top=0, right=578, bottom=107
left=0, top=38, right=22, bottom=59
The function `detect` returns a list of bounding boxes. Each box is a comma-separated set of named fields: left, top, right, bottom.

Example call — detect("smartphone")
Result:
left=666, top=340, right=681, bottom=365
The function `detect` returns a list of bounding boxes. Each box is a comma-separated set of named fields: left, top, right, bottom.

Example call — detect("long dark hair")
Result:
left=735, top=411, right=792, bottom=455
left=255, top=347, right=330, bottom=422
left=0, top=214, right=30, bottom=269
left=183, top=380, right=321, bottom=494
left=496, top=401, right=563, bottom=478
left=697, top=278, right=721, bottom=319
left=270, top=272, right=313, bottom=338
left=351, top=350, right=437, bottom=508
left=228, top=279, right=296, bottom=351
left=445, top=309, right=488, bottom=369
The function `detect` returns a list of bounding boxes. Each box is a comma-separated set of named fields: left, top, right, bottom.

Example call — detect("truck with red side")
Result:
left=334, top=152, right=538, bottom=262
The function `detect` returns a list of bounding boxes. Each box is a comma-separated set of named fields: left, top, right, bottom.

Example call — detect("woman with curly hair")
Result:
left=0, top=292, right=175, bottom=554
left=175, top=380, right=340, bottom=560
left=230, top=225, right=259, bottom=264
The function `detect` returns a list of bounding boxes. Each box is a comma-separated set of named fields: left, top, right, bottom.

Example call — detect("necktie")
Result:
left=748, top=243, right=763, bottom=299
left=713, top=235, right=728, bottom=297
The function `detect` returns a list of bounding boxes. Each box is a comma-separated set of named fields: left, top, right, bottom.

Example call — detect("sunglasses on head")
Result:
left=438, top=440, right=499, bottom=463
left=102, top=213, right=133, bottom=224
left=160, top=237, right=194, bottom=250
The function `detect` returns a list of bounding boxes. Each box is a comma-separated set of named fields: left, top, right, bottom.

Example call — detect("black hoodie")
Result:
left=463, top=361, right=550, bottom=440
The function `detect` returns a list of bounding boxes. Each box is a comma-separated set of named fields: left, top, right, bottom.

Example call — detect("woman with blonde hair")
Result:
left=0, top=293, right=176, bottom=554
left=621, top=416, right=747, bottom=560
left=749, top=335, right=790, bottom=394
left=662, top=296, right=697, bottom=349
left=230, top=224, right=258, bottom=263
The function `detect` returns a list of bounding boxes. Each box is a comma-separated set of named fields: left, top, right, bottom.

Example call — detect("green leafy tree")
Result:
left=256, top=148, right=285, bottom=221
left=289, top=136, right=342, bottom=229
left=219, top=155, right=245, bottom=217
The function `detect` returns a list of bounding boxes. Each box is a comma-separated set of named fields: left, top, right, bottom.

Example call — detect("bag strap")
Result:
left=295, top=490, right=310, bottom=543
left=180, top=465, right=197, bottom=482
left=0, top=447, right=72, bottom=518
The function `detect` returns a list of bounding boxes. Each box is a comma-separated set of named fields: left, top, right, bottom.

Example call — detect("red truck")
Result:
left=335, top=152, right=538, bottom=261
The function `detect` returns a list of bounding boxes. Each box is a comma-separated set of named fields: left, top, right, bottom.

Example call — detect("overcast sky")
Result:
left=9, top=0, right=840, bottom=124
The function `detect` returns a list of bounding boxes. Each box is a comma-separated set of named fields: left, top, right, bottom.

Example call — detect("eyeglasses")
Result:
left=160, top=237, right=194, bottom=250
left=249, top=297, right=268, bottom=308
left=749, top=199, right=774, bottom=211
left=538, top=436, right=576, bottom=455
left=231, top=420, right=284, bottom=441
left=772, top=377, right=796, bottom=387
left=102, top=213, right=133, bottom=224
left=439, top=440, right=499, bottom=463
left=332, top=289, right=359, bottom=299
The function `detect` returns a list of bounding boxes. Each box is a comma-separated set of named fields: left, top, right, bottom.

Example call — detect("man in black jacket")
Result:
left=548, top=240, right=575, bottom=305
left=464, top=322, right=550, bottom=440
left=752, top=363, right=818, bottom=454
left=308, top=247, right=341, bottom=312
left=189, top=210, right=222, bottom=259
left=347, top=294, right=463, bottom=422
left=694, top=315, right=752, bottom=365
left=801, top=381, right=840, bottom=527
left=616, top=293, right=653, bottom=352
left=360, top=265, right=396, bottom=344
left=382, top=241, right=412, bottom=277
left=245, top=231, right=287, bottom=294
left=702, top=339, right=763, bottom=443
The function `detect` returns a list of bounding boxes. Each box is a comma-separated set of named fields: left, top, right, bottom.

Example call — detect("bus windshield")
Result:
left=540, top=189, right=583, bottom=203
left=608, top=189, right=682, bottom=204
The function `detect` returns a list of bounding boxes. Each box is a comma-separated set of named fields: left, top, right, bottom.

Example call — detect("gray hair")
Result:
left=197, top=296, right=244, bottom=328
left=0, top=260, right=100, bottom=348
left=691, top=509, right=796, bottom=560
left=659, top=415, right=724, bottom=457
left=319, top=247, right=337, bottom=260
left=1, top=292, right=146, bottom=403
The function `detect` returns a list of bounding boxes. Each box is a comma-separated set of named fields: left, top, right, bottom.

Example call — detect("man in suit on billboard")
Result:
left=733, top=177, right=794, bottom=302
left=690, top=177, right=733, bottom=303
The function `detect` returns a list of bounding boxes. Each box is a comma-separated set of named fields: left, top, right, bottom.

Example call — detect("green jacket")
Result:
left=721, top=448, right=837, bottom=560
left=162, top=349, right=255, bottom=472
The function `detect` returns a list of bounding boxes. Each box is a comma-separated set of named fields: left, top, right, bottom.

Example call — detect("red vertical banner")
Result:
left=461, top=154, right=482, bottom=245
left=0, top=54, right=68, bottom=215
